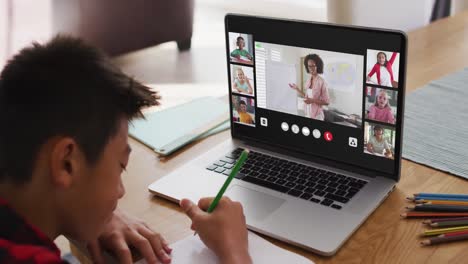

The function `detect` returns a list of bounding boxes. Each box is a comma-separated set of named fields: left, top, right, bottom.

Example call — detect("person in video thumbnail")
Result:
left=366, top=125, right=393, bottom=158
left=367, top=51, right=398, bottom=87
left=230, top=37, right=253, bottom=61
left=288, top=54, right=330, bottom=121
left=233, top=68, right=253, bottom=94
left=238, top=100, right=254, bottom=124
left=368, top=89, right=395, bottom=124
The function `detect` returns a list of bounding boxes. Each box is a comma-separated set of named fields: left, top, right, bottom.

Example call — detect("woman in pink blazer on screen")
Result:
left=367, top=51, right=398, bottom=88
left=288, top=54, right=330, bottom=121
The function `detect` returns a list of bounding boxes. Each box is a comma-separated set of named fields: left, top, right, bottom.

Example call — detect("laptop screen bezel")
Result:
left=225, top=13, right=407, bottom=182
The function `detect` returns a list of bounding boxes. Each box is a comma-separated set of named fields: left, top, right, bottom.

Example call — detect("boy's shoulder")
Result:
left=0, top=198, right=65, bottom=264
left=0, top=239, right=66, bottom=264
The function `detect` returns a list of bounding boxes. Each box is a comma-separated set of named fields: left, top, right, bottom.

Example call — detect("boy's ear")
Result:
left=49, top=137, right=81, bottom=188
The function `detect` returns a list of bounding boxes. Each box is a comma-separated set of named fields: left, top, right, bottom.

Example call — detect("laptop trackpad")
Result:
left=226, top=185, right=285, bottom=222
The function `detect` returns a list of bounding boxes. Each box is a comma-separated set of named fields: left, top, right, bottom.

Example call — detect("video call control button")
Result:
left=312, top=129, right=321, bottom=139
left=291, top=124, right=300, bottom=134
left=348, top=137, right=358, bottom=148
left=260, top=117, right=268, bottom=127
left=302, top=127, right=310, bottom=136
left=281, top=122, right=289, bottom=131
left=324, top=131, right=333, bottom=142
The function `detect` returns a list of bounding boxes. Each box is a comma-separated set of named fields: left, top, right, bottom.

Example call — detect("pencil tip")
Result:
left=420, top=240, right=430, bottom=246
left=400, top=213, right=407, bottom=218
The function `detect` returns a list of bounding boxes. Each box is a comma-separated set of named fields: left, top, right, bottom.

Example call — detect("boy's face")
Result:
left=240, top=104, right=247, bottom=112
left=237, top=38, right=245, bottom=49
left=59, top=118, right=129, bottom=241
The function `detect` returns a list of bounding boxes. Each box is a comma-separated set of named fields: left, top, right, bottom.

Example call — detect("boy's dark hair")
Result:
left=236, top=37, right=245, bottom=42
left=0, top=35, right=160, bottom=184
left=239, top=100, right=246, bottom=106
left=303, top=54, right=324, bottom=74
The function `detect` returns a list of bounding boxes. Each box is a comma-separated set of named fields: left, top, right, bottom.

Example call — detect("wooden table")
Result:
left=73, top=11, right=468, bottom=263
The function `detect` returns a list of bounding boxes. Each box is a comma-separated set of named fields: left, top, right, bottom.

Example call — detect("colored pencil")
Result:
left=422, top=226, right=468, bottom=236
left=407, top=196, right=468, bottom=202
left=422, top=217, right=468, bottom=224
left=414, top=193, right=468, bottom=199
left=438, top=230, right=468, bottom=238
left=206, top=149, right=249, bottom=213
left=430, top=220, right=468, bottom=227
left=415, top=200, right=468, bottom=206
left=413, top=197, right=468, bottom=202
left=406, top=204, right=468, bottom=212
left=401, top=212, right=468, bottom=218
left=421, top=234, right=468, bottom=246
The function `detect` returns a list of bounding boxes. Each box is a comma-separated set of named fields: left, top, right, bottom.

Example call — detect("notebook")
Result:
left=129, top=97, right=229, bottom=156
left=134, top=231, right=314, bottom=264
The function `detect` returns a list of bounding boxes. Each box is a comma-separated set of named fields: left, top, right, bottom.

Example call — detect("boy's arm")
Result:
left=245, top=51, right=253, bottom=60
left=230, top=49, right=240, bottom=58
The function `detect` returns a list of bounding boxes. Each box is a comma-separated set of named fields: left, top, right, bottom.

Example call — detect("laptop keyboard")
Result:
left=206, top=148, right=368, bottom=210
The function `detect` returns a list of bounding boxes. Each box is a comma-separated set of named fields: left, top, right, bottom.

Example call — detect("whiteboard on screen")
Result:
left=265, top=61, right=298, bottom=115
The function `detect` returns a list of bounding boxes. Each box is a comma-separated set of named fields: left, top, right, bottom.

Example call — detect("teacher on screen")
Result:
left=288, top=54, right=330, bottom=121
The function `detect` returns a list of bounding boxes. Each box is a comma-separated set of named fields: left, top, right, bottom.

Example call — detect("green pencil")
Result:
left=194, top=149, right=249, bottom=235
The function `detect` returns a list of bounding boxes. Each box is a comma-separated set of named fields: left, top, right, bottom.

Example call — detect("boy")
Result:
left=0, top=36, right=252, bottom=264
left=238, top=101, right=254, bottom=124
left=230, top=37, right=253, bottom=61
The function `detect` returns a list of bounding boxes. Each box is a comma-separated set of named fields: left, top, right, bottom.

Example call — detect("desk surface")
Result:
left=81, top=11, right=468, bottom=264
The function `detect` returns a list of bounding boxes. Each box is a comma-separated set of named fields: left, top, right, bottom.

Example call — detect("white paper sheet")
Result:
left=134, top=231, right=314, bottom=264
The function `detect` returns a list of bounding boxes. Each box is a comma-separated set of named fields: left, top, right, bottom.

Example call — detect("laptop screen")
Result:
left=225, top=14, right=406, bottom=177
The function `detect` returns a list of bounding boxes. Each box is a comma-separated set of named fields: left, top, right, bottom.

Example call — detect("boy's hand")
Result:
left=87, top=209, right=172, bottom=264
left=180, top=197, right=252, bottom=264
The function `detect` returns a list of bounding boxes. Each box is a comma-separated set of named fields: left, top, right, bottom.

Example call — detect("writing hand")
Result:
left=180, top=197, right=252, bottom=264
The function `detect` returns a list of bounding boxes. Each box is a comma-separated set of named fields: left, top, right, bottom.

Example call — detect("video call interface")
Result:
left=227, top=29, right=402, bottom=175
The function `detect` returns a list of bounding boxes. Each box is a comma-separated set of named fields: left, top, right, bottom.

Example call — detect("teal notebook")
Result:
left=129, top=97, right=229, bottom=156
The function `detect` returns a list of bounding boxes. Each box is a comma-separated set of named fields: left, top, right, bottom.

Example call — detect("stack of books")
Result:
left=401, top=193, right=468, bottom=246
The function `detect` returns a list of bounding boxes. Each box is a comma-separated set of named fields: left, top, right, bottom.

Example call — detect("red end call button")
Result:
left=324, top=131, right=333, bottom=142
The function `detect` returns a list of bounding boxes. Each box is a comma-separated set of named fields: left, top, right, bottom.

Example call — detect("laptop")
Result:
left=149, top=14, right=407, bottom=256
